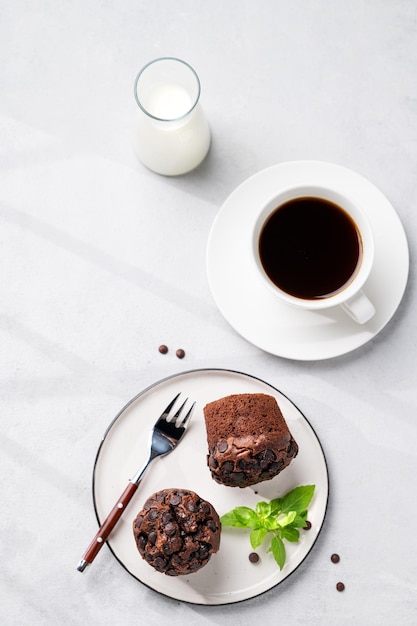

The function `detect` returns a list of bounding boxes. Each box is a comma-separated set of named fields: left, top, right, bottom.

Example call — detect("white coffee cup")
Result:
left=252, top=185, right=375, bottom=324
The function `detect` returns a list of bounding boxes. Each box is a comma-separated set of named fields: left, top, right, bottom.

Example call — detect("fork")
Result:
left=77, top=393, right=194, bottom=572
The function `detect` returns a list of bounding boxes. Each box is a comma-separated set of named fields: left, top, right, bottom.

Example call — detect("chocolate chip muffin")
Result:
left=132, top=488, right=221, bottom=576
left=203, top=393, right=298, bottom=488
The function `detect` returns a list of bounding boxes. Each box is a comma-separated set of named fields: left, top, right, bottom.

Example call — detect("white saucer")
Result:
left=206, top=161, right=409, bottom=360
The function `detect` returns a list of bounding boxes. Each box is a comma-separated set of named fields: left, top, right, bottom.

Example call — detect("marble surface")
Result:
left=1, top=1, right=416, bottom=624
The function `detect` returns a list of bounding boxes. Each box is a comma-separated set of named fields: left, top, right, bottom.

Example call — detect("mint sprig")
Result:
left=220, top=484, right=315, bottom=570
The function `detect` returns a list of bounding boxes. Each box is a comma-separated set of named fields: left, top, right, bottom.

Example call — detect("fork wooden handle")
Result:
left=77, top=481, right=138, bottom=571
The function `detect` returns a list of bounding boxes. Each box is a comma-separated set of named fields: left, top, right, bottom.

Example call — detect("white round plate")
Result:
left=206, top=160, right=409, bottom=360
left=93, top=369, right=329, bottom=605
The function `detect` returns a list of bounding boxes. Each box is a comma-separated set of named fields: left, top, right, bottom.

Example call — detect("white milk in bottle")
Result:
left=133, top=58, right=211, bottom=176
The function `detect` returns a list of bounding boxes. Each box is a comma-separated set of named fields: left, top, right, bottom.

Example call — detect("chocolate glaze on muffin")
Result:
left=132, top=488, right=221, bottom=576
left=203, top=393, right=298, bottom=488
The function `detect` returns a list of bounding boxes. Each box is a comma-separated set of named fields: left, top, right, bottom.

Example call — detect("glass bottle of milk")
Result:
left=133, top=57, right=211, bottom=176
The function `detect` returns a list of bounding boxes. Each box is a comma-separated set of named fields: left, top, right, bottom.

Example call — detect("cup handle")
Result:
left=339, top=290, right=375, bottom=324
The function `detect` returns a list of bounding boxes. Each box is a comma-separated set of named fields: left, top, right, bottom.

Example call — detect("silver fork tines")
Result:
left=76, top=393, right=194, bottom=573
left=157, top=395, right=194, bottom=430
left=136, top=395, right=194, bottom=468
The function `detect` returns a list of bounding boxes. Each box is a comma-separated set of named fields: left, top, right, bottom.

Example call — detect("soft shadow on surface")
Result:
left=139, top=130, right=263, bottom=209
left=0, top=202, right=223, bottom=327
left=0, top=429, right=83, bottom=503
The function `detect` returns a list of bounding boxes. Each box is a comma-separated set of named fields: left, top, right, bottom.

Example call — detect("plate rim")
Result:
left=91, top=367, right=330, bottom=605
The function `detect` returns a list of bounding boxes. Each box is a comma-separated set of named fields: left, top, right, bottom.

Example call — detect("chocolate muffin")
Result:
left=132, top=488, right=221, bottom=576
left=203, top=393, right=298, bottom=488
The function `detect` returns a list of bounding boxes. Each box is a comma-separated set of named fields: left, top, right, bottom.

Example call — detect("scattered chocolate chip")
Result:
left=229, top=471, right=245, bottom=484
left=166, top=569, right=178, bottom=576
left=162, top=511, right=173, bottom=524
left=200, top=502, right=211, bottom=514
left=154, top=556, right=167, bottom=571
left=336, top=582, right=345, bottom=592
left=270, top=459, right=284, bottom=472
left=331, top=553, right=340, bottom=563
left=287, top=440, right=298, bottom=457
left=208, top=456, right=218, bottom=469
left=147, top=531, right=157, bottom=544
left=222, top=461, right=234, bottom=473
left=218, top=441, right=227, bottom=453
left=304, top=520, right=312, bottom=530
left=263, top=449, right=276, bottom=462
left=164, top=522, right=176, bottom=537
left=249, top=552, right=260, bottom=563
left=198, top=544, right=210, bottom=560
left=230, top=472, right=246, bottom=485
left=169, top=494, right=182, bottom=506
left=176, top=349, right=185, bottom=359
left=186, top=501, right=198, bottom=512
left=171, top=555, right=183, bottom=565
left=158, top=344, right=168, bottom=354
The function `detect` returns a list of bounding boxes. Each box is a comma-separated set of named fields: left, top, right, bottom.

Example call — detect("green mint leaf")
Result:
left=269, top=535, right=286, bottom=570
left=262, top=516, right=280, bottom=531
left=280, top=526, right=300, bottom=543
left=220, top=511, right=243, bottom=527
left=255, top=501, right=272, bottom=518
left=269, top=497, right=282, bottom=516
left=292, top=511, right=308, bottom=528
left=250, top=527, right=268, bottom=549
left=277, top=510, right=297, bottom=527
left=278, top=485, right=315, bottom=515
left=233, top=506, right=259, bottom=527
left=220, top=484, right=316, bottom=571
left=220, top=506, right=258, bottom=528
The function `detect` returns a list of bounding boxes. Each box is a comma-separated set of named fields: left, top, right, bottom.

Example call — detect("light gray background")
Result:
left=1, top=1, right=416, bottom=624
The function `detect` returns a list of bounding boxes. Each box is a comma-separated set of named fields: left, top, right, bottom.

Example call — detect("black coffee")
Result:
left=258, top=197, right=362, bottom=300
